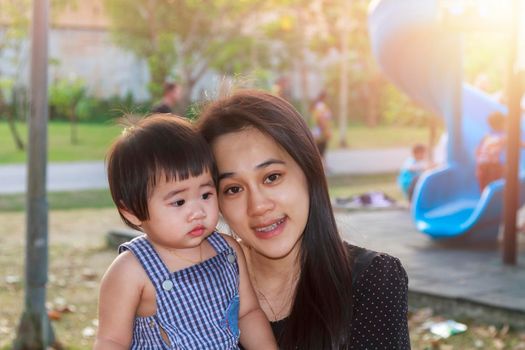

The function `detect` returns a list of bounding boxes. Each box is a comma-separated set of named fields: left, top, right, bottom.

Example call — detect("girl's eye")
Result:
left=202, top=192, right=213, bottom=200
left=264, top=173, right=281, bottom=184
left=172, top=199, right=185, bottom=207
left=224, top=186, right=242, bottom=195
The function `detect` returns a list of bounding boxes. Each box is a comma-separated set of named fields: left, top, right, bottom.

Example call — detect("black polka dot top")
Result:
left=269, top=246, right=410, bottom=349
left=348, top=253, right=410, bottom=349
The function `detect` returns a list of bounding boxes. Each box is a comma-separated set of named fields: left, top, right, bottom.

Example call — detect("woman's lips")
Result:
left=253, top=217, right=287, bottom=239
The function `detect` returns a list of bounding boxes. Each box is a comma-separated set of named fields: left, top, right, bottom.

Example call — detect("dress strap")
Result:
left=207, top=231, right=233, bottom=254
left=119, top=236, right=171, bottom=284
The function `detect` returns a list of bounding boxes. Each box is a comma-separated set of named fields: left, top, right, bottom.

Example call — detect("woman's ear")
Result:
left=119, top=205, right=143, bottom=227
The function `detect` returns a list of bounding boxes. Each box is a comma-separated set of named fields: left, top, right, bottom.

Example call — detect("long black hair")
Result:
left=197, top=90, right=353, bottom=349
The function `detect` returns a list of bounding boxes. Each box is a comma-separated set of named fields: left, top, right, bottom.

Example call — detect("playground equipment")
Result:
left=368, top=0, right=525, bottom=242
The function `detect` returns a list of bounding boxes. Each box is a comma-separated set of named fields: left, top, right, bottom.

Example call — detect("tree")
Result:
left=263, top=0, right=387, bottom=135
left=12, top=1, right=57, bottom=348
left=49, top=78, right=86, bottom=144
left=0, top=0, right=74, bottom=150
left=306, top=0, right=384, bottom=129
left=0, top=0, right=31, bottom=151
left=0, top=78, right=25, bottom=150
left=103, top=0, right=268, bottom=110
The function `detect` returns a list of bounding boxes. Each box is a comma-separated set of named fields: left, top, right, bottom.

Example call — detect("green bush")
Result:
left=49, top=78, right=86, bottom=121
left=379, top=84, right=432, bottom=126
left=75, top=93, right=152, bottom=122
left=2, top=77, right=153, bottom=123
left=185, top=101, right=202, bottom=121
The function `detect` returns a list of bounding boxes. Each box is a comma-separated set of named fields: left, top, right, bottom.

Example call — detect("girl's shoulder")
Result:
left=214, top=232, right=245, bottom=266
left=100, top=250, right=149, bottom=296
left=216, top=232, right=243, bottom=254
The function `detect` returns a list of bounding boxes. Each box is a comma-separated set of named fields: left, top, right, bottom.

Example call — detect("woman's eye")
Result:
left=224, top=186, right=242, bottom=195
left=264, top=173, right=281, bottom=184
left=171, top=199, right=185, bottom=207
left=202, top=192, right=213, bottom=200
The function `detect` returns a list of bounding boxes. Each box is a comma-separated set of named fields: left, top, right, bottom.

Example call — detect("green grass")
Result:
left=329, top=125, right=431, bottom=149
left=0, top=120, right=431, bottom=164
left=0, top=120, right=122, bottom=164
left=0, top=189, right=115, bottom=212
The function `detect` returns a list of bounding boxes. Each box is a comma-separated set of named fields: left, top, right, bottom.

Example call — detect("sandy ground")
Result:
left=2, top=208, right=525, bottom=349
left=0, top=208, right=126, bottom=348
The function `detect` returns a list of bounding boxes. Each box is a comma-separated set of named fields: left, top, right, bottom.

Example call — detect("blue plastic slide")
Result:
left=368, top=0, right=525, bottom=242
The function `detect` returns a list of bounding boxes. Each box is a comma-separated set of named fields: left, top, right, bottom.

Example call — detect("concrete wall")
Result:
left=0, top=27, right=150, bottom=101
left=49, top=28, right=150, bottom=100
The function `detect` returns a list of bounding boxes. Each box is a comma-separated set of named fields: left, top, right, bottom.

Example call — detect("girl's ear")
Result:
left=118, top=205, right=143, bottom=227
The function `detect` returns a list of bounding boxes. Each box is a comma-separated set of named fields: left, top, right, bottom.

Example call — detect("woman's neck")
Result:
left=243, top=245, right=301, bottom=322
left=244, top=244, right=300, bottom=284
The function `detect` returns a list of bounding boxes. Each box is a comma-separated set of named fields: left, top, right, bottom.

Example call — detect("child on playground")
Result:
left=476, top=111, right=507, bottom=191
left=398, top=143, right=433, bottom=201
left=95, top=115, right=277, bottom=349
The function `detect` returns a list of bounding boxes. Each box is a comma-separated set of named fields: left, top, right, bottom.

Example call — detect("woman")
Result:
left=198, top=90, right=410, bottom=349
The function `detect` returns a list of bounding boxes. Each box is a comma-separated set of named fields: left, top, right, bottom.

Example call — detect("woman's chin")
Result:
left=252, top=238, right=302, bottom=261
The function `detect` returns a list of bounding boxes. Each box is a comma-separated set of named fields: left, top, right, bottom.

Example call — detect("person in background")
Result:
left=152, top=82, right=182, bottom=114
left=398, top=143, right=433, bottom=201
left=476, top=111, right=507, bottom=191
left=309, top=90, right=333, bottom=166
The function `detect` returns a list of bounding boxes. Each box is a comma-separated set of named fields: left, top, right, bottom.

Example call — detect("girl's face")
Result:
left=212, top=127, right=310, bottom=260
left=121, top=171, right=219, bottom=250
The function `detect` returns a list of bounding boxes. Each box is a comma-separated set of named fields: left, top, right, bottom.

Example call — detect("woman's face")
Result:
left=212, top=127, right=310, bottom=260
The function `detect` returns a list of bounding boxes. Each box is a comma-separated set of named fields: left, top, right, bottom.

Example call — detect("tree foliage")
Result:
left=0, top=0, right=74, bottom=150
left=49, top=77, right=86, bottom=143
left=103, top=0, right=268, bottom=106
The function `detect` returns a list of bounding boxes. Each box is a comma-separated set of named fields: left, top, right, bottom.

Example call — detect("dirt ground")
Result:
left=1, top=208, right=524, bottom=349
left=0, top=208, right=124, bottom=348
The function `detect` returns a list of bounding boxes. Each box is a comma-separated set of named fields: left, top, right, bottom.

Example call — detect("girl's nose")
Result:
left=188, top=205, right=206, bottom=221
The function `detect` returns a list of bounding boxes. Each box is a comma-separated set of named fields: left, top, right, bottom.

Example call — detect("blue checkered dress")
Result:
left=119, top=232, right=241, bottom=349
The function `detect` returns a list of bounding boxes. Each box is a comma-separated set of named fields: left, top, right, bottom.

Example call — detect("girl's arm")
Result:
left=94, top=251, right=144, bottom=349
left=223, top=235, right=278, bottom=350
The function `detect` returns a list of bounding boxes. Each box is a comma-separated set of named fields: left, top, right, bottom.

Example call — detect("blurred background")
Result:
left=1, top=0, right=522, bottom=349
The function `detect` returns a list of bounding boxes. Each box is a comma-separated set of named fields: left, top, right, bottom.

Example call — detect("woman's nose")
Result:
left=247, top=187, right=274, bottom=217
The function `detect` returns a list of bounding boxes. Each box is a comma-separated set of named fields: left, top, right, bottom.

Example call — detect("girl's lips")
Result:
left=188, top=226, right=206, bottom=237
left=253, top=217, right=287, bottom=239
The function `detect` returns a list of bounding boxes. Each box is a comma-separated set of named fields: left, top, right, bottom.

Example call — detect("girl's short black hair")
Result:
left=106, top=114, right=215, bottom=231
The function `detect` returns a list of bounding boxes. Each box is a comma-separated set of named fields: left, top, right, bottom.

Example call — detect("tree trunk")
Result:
left=6, top=112, right=25, bottom=150
left=0, top=92, right=25, bottom=150
left=14, top=0, right=56, bottom=347
left=70, top=108, right=78, bottom=145
left=365, top=79, right=379, bottom=127
left=177, top=76, right=194, bottom=116
left=338, top=16, right=350, bottom=148
left=297, top=6, right=309, bottom=118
